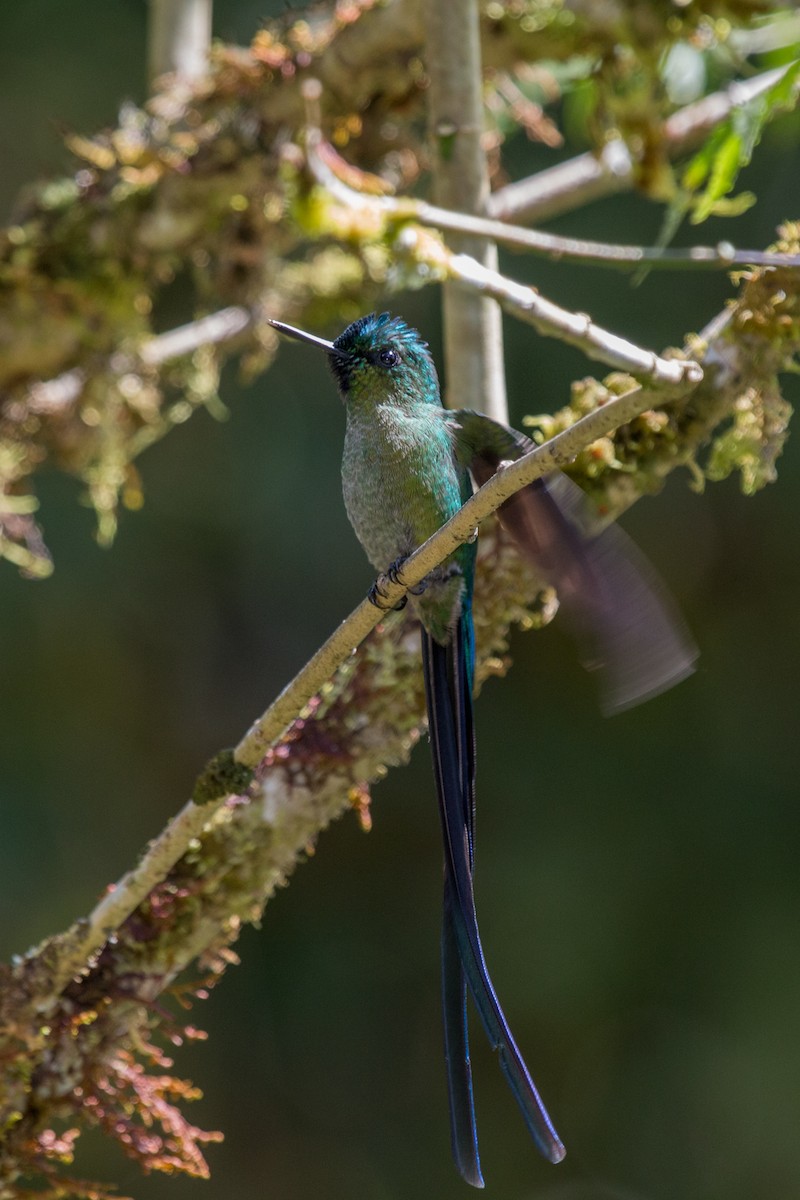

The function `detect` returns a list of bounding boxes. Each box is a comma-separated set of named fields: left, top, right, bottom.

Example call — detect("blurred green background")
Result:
left=1, top=5, right=799, bottom=1199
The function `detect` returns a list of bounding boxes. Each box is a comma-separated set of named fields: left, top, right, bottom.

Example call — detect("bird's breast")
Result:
left=341, top=406, right=463, bottom=573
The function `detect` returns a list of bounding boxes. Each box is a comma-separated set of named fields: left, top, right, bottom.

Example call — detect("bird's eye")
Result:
left=378, top=347, right=400, bottom=368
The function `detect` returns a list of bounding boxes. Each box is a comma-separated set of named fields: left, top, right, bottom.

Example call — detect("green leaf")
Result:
left=681, top=122, right=729, bottom=191
left=562, top=76, right=598, bottom=145
left=707, top=192, right=756, bottom=217
left=682, top=59, right=800, bottom=226
left=691, top=131, right=743, bottom=223
left=764, top=57, right=800, bottom=109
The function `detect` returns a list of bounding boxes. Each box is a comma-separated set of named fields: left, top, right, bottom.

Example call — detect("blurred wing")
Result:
left=453, top=409, right=697, bottom=714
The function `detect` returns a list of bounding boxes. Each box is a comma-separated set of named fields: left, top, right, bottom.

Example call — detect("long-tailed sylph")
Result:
left=271, top=312, right=695, bottom=1186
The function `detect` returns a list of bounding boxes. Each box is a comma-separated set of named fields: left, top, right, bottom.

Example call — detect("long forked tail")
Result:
left=422, top=616, right=565, bottom=1186
left=442, top=882, right=484, bottom=1187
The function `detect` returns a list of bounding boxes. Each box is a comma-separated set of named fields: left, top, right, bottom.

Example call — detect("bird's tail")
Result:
left=422, top=615, right=565, bottom=1186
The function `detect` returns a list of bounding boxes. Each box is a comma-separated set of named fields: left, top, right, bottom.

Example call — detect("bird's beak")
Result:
left=269, top=318, right=344, bottom=357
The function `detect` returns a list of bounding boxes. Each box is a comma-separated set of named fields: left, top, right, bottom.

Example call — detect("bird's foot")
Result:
left=368, top=555, right=425, bottom=611
left=385, top=555, right=410, bottom=587
left=368, top=557, right=408, bottom=611
left=368, top=579, right=402, bottom=610
left=389, top=555, right=429, bottom=596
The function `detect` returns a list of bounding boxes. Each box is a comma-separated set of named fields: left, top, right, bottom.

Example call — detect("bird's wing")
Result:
left=452, top=409, right=697, bottom=713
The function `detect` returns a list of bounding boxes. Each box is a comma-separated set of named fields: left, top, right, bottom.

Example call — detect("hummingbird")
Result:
left=270, top=311, right=696, bottom=1187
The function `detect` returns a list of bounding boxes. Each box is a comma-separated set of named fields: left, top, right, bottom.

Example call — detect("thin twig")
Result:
left=391, top=224, right=702, bottom=383
left=314, top=136, right=703, bottom=380
left=139, top=305, right=252, bottom=365
left=406, top=196, right=800, bottom=271
left=425, top=0, right=507, bottom=420
left=308, top=138, right=800, bottom=272
left=488, top=64, right=795, bottom=225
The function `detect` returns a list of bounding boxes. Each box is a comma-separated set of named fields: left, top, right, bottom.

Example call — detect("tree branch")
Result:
left=305, top=148, right=706, bottom=380
left=411, top=199, right=800, bottom=271
left=441, top=249, right=703, bottom=383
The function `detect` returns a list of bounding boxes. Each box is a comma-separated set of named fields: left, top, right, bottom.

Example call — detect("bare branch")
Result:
left=312, top=140, right=708, bottom=382
left=439, top=248, right=703, bottom=383
left=139, top=305, right=251, bottom=366
left=406, top=196, right=800, bottom=271
left=307, top=150, right=706, bottom=381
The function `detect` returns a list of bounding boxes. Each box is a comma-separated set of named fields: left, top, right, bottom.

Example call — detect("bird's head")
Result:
left=270, top=312, right=440, bottom=408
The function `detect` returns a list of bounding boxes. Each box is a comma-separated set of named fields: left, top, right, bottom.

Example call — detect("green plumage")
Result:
left=337, top=313, right=474, bottom=644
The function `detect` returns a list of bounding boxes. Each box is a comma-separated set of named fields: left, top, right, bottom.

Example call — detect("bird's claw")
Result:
left=368, top=577, right=407, bottom=612
left=391, top=557, right=430, bottom=597
left=368, top=555, right=418, bottom=611
left=386, top=557, right=408, bottom=587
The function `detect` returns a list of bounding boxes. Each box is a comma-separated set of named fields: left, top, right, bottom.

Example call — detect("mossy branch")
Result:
left=3, top=245, right=799, bottom=1187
